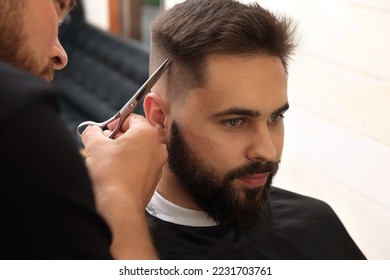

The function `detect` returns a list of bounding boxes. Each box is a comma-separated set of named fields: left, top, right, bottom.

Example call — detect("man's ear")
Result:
left=144, top=93, right=170, bottom=144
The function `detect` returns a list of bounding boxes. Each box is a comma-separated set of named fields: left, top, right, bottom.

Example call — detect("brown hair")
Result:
left=151, top=0, right=297, bottom=91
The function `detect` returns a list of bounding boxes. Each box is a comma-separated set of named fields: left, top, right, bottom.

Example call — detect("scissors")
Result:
left=77, top=58, right=170, bottom=138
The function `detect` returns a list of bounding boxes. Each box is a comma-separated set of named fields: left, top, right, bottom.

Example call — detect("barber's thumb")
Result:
left=81, top=125, right=105, bottom=146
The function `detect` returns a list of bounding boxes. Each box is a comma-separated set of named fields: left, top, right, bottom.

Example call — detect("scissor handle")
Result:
left=76, top=113, right=119, bottom=138
left=77, top=121, right=104, bottom=137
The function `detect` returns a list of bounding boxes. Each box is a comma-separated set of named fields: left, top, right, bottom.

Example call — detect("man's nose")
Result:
left=246, top=125, right=277, bottom=162
left=51, top=38, right=68, bottom=70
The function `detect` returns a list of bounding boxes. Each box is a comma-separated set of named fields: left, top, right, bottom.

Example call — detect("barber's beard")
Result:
left=0, top=1, right=54, bottom=81
left=167, top=121, right=280, bottom=230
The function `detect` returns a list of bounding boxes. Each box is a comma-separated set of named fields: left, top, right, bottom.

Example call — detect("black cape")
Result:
left=0, top=62, right=112, bottom=259
left=147, top=187, right=366, bottom=259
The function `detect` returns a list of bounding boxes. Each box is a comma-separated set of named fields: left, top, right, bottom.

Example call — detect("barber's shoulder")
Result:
left=0, top=62, right=51, bottom=93
left=0, top=61, right=59, bottom=123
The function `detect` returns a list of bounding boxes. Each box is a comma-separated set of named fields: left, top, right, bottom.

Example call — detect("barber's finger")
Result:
left=103, top=129, right=112, bottom=137
left=106, top=130, right=125, bottom=139
left=81, top=125, right=106, bottom=147
left=119, top=113, right=146, bottom=131
left=106, top=113, right=144, bottom=132
left=107, top=119, right=120, bottom=131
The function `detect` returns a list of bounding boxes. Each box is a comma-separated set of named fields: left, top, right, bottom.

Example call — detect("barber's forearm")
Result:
left=96, top=193, right=158, bottom=260
left=109, top=208, right=158, bottom=260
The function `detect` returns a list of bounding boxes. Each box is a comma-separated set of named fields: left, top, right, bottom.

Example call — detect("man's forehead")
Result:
left=189, top=60, right=286, bottom=108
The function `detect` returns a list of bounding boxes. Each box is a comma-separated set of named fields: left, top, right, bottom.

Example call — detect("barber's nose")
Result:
left=51, top=38, right=68, bottom=70
left=246, top=126, right=277, bottom=162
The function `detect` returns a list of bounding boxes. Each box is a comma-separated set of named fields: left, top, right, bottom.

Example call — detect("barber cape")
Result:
left=146, top=187, right=366, bottom=260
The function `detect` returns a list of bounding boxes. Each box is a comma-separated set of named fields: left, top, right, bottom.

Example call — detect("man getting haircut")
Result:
left=143, top=0, right=366, bottom=259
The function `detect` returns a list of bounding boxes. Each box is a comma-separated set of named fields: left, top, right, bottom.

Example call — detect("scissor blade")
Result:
left=112, top=58, right=170, bottom=136
left=134, top=58, right=170, bottom=102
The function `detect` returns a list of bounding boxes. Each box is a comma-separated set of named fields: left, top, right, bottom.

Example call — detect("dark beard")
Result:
left=167, top=121, right=279, bottom=230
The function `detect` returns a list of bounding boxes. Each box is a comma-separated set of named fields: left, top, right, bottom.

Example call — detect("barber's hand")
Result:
left=105, top=115, right=137, bottom=138
left=81, top=114, right=167, bottom=213
left=81, top=114, right=166, bottom=259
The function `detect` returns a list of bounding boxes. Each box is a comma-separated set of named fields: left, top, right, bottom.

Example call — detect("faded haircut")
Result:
left=150, top=0, right=297, bottom=93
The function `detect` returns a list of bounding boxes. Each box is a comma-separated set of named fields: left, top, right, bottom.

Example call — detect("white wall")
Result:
left=164, top=0, right=390, bottom=259
left=165, top=0, right=180, bottom=8
left=82, top=0, right=109, bottom=31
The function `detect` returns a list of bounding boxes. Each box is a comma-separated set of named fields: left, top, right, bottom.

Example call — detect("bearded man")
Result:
left=143, top=0, right=366, bottom=260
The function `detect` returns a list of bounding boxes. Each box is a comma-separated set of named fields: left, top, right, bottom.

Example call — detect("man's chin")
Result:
left=210, top=185, right=270, bottom=230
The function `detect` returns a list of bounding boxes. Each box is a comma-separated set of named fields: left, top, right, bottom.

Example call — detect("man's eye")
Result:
left=268, top=114, right=285, bottom=124
left=224, top=118, right=244, bottom=128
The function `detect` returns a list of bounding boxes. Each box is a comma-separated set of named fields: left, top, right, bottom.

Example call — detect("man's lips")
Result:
left=235, top=173, right=269, bottom=188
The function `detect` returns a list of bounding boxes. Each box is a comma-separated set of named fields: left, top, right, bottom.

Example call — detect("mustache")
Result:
left=226, top=160, right=280, bottom=180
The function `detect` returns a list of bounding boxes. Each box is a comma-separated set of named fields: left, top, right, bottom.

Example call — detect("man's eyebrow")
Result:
left=212, top=108, right=261, bottom=118
left=273, top=103, right=290, bottom=115
left=212, top=102, right=289, bottom=118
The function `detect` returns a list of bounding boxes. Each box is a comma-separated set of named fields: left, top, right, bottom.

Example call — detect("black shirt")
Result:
left=0, top=62, right=112, bottom=259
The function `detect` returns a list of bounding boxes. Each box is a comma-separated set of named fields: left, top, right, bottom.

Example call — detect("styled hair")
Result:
left=150, top=0, right=297, bottom=90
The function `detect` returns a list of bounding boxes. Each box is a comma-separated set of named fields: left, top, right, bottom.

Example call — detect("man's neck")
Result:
left=156, top=165, right=200, bottom=210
